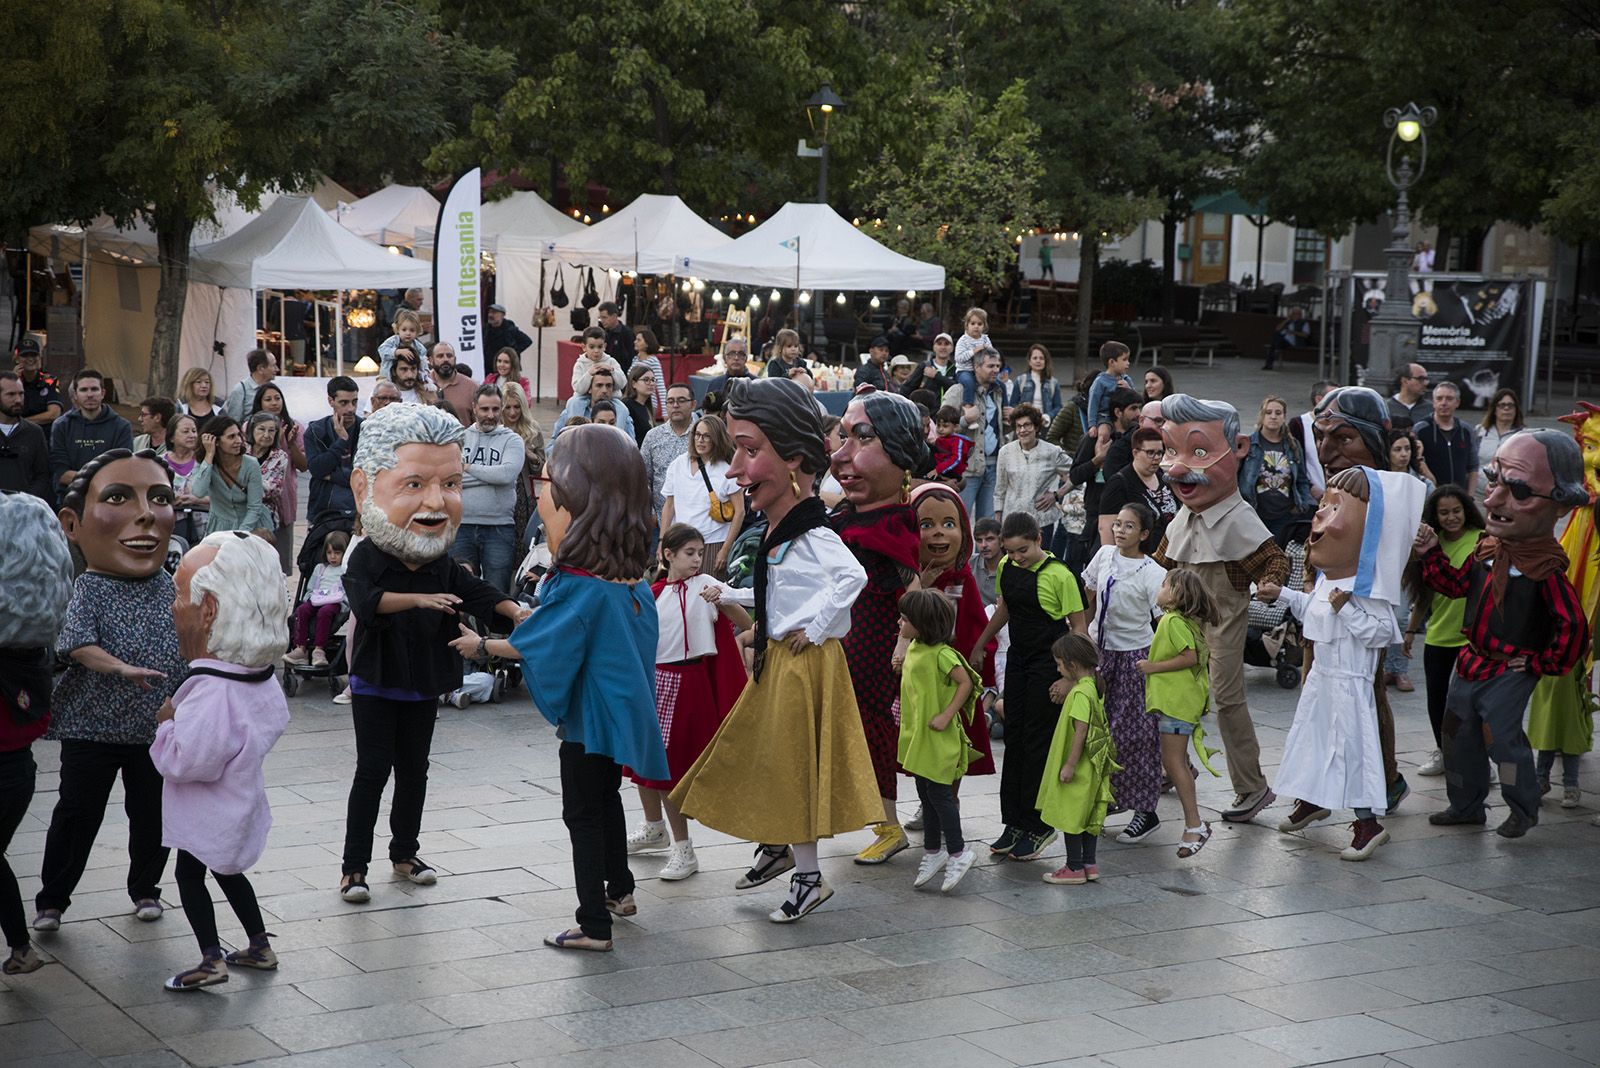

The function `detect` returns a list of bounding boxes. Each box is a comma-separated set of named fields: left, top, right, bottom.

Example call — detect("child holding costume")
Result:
left=626, top=523, right=751, bottom=882
left=1140, top=569, right=1221, bottom=858
left=452, top=424, right=667, bottom=952
left=1038, top=634, right=1119, bottom=885
left=1082, top=502, right=1166, bottom=843
left=896, top=589, right=982, bottom=893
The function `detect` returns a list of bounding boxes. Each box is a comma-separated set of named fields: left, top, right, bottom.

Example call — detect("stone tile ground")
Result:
left=3, top=356, right=1596, bottom=1066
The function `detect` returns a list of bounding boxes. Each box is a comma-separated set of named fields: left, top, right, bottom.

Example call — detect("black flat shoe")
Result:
left=1428, top=808, right=1487, bottom=826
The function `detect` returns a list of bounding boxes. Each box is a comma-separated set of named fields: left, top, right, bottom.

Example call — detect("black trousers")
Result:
left=343, top=695, right=438, bottom=875
left=1064, top=831, right=1099, bottom=868
left=0, top=747, right=36, bottom=948
left=1423, top=643, right=1456, bottom=748
left=36, top=739, right=167, bottom=913
left=559, top=742, right=633, bottom=941
left=1000, top=658, right=1056, bottom=836
left=914, top=775, right=964, bottom=855
left=1443, top=669, right=1541, bottom=822
left=173, top=850, right=265, bottom=952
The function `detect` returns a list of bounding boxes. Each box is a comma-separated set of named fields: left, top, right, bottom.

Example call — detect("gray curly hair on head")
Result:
left=0, top=492, right=74, bottom=648
left=855, top=390, right=932, bottom=475
left=1159, top=394, right=1240, bottom=446
left=353, top=402, right=466, bottom=477
left=187, top=531, right=289, bottom=667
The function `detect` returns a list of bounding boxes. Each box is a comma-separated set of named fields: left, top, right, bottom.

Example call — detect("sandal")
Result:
left=224, top=933, right=278, bottom=971
left=392, top=858, right=437, bottom=886
left=339, top=872, right=370, bottom=903
left=734, top=844, right=794, bottom=890
left=164, top=950, right=229, bottom=991
left=544, top=928, right=613, bottom=952
left=604, top=893, right=637, bottom=917
left=2, top=945, right=43, bottom=975
left=769, top=872, right=833, bottom=924
left=1177, top=822, right=1212, bottom=859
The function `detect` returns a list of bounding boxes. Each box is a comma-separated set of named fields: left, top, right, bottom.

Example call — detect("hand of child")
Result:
left=1329, top=588, right=1351, bottom=614
left=969, top=646, right=987, bottom=671
left=1058, top=762, right=1076, bottom=784
left=414, top=592, right=463, bottom=613
left=784, top=629, right=810, bottom=655
left=929, top=713, right=952, bottom=732
left=155, top=699, right=177, bottom=724
left=1256, top=582, right=1281, bottom=603
left=1048, top=679, right=1069, bottom=703
left=1136, top=658, right=1153, bottom=675
left=1402, top=633, right=1415, bottom=658
left=699, top=584, right=722, bottom=603
left=891, top=651, right=906, bottom=672
left=117, top=665, right=167, bottom=691
left=448, top=623, right=481, bottom=657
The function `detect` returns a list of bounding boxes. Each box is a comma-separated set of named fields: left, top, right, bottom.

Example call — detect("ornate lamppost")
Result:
left=800, top=84, right=846, bottom=204
left=1363, top=102, right=1437, bottom=390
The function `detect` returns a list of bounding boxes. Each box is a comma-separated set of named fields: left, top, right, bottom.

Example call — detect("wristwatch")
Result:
left=475, top=637, right=489, bottom=660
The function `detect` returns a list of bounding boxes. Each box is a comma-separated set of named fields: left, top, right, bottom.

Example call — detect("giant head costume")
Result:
left=1308, top=466, right=1425, bottom=601
left=1158, top=394, right=1249, bottom=513
left=832, top=390, right=931, bottom=508
left=173, top=531, right=289, bottom=668
left=724, top=377, right=832, bottom=519
left=351, top=404, right=467, bottom=566
left=1313, top=386, right=1390, bottom=477
left=58, top=449, right=176, bottom=578
left=1482, top=429, right=1587, bottom=543
left=0, top=492, right=75, bottom=721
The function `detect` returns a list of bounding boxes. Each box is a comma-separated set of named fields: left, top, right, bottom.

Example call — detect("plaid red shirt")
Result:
left=1420, top=546, right=1589, bottom=681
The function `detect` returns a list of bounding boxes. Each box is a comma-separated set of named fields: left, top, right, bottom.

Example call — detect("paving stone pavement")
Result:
left=4, top=355, right=1595, bottom=1067
left=5, top=661, right=1600, bottom=1068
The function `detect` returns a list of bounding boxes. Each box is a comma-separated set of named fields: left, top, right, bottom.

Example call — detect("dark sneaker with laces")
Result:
left=1496, top=810, right=1536, bottom=838
left=1428, top=807, right=1487, bottom=826
left=1277, top=799, right=1332, bottom=833
left=1387, top=774, right=1411, bottom=813
left=1116, top=811, right=1161, bottom=843
left=989, top=826, right=1021, bottom=855
left=1009, top=830, right=1059, bottom=861
left=1340, top=817, right=1389, bottom=860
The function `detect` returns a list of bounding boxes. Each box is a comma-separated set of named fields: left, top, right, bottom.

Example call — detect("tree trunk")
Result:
left=148, top=211, right=195, bottom=400
left=1161, top=210, right=1179, bottom=324
left=1074, top=231, right=1099, bottom=380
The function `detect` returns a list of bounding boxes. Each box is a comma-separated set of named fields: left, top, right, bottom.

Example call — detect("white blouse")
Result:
left=1082, top=546, right=1164, bottom=652
left=663, top=454, right=741, bottom=543
left=722, top=526, right=865, bottom=645
left=655, top=574, right=733, bottom=663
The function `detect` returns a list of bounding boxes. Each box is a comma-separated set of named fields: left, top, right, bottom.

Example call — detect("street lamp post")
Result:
left=1363, top=102, right=1437, bottom=391
left=801, top=84, right=845, bottom=204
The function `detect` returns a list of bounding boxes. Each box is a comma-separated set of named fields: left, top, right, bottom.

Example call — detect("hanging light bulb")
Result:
left=582, top=214, right=591, bottom=223
left=869, top=295, right=881, bottom=309
left=693, top=278, right=705, bottom=291
left=681, top=279, right=692, bottom=292
left=835, top=292, right=847, bottom=305
left=770, top=289, right=781, bottom=303
left=601, top=204, right=611, bottom=214
left=747, top=213, right=756, bottom=224
left=906, top=290, right=916, bottom=299
left=749, top=293, right=761, bottom=308
left=729, top=288, right=740, bottom=303
left=799, top=291, right=811, bottom=304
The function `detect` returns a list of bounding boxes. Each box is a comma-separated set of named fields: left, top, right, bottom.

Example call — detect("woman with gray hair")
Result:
left=830, top=390, right=933, bottom=864
left=0, top=493, right=74, bottom=974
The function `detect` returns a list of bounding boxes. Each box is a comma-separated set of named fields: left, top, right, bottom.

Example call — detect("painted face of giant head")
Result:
left=59, top=455, right=176, bottom=577
left=1160, top=418, right=1247, bottom=514
left=832, top=399, right=907, bottom=508
left=351, top=443, right=463, bottom=565
left=1306, top=484, right=1367, bottom=579
left=1482, top=433, right=1564, bottom=542
left=1313, top=391, right=1386, bottom=476
left=915, top=489, right=967, bottom=572
left=726, top=414, right=806, bottom=518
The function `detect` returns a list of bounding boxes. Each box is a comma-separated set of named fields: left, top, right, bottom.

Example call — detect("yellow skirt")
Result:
left=670, top=639, right=881, bottom=844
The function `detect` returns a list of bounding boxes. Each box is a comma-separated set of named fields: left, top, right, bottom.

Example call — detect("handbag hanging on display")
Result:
left=699, top=459, right=737, bottom=523
left=580, top=267, right=600, bottom=309
left=549, top=265, right=569, bottom=308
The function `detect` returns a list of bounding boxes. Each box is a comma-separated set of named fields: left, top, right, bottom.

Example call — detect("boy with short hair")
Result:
left=932, top=405, right=974, bottom=488
left=1085, top=342, right=1135, bottom=445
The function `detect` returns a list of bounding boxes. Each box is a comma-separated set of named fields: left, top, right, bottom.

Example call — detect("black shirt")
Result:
left=342, top=538, right=515, bottom=697
left=21, top=373, right=63, bottom=421
left=604, top=322, right=635, bottom=373
left=0, top=420, right=51, bottom=501
left=1413, top=418, right=1476, bottom=490
left=1069, top=428, right=1130, bottom=522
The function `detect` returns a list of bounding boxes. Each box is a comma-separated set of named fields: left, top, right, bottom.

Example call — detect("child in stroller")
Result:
left=285, top=530, right=349, bottom=668
left=282, top=510, right=355, bottom=698
left=1247, top=536, right=1308, bottom=689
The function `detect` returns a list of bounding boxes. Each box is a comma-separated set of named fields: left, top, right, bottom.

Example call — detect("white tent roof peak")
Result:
left=334, top=184, right=440, bottom=245
left=673, top=202, right=944, bottom=291
left=189, top=196, right=432, bottom=290
left=547, top=193, right=730, bottom=273
left=416, top=190, right=584, bottom=254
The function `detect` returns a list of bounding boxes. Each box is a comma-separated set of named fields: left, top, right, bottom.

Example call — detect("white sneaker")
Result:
left=904, top=805, right=924, bottom=832
left=1563, top=787, right=1582, bottom=809
left=333, top=687, right=352, bottom=705
left=282, top=648, right=309, bottom=665
left=659, top=841, right=699, bottom=881
left=912, top=850, right=949, bottom=889
left=1417, top=750, right=1444, bottom=776
left=310, top=648, right=329, bottom=668
left=941, top=849, right=977, bottom=892
left=447, top=689, right=471, bottom=710
left=626, top=821, right=669, bottom=854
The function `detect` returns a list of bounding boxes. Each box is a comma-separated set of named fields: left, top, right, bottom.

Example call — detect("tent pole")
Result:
left=535, top=258, right=546, bottom=402
left=335, top=292, right=344, bottom=377
left=22, top=251, right=30, bottom=346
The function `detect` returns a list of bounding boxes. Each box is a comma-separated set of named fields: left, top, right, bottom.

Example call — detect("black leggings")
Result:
left=1423, top=643, right=1457, bottom=748
left=914, top=775, right=964, bottom=855
left=1064, top=831, right=1099, bottom=868
left=174, top=850, right=265, bottom=953
left=0, top=747, right=35, bottom=949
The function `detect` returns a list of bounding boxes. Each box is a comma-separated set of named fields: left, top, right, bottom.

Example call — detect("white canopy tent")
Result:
left=547, top=193, right=730, bottom=273
left=415, top=190, right=585, bottom=253
left=333, top=184, right=439, bottom=246
left=190, top=196, right=432, bottom=291
left=674, top=202, right=945, bottom=291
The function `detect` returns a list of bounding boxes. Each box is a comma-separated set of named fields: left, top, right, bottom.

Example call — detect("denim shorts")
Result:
left=1154, top=714, right=1195, bottom=736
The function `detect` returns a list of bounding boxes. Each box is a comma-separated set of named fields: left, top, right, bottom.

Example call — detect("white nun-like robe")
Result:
left=1272, top=577, right=1400, bottom=815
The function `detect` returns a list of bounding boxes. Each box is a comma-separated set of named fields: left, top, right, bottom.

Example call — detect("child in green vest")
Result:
left=1140, top=569, right=1221, bottom=858
left=1038, top=633, right=1120, bottom=884
left=897, top=589, right=983, bottom=893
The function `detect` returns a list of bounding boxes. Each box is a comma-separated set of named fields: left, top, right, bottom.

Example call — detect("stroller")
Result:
left=1246, top=537, right=1307, bottom=689
left=282, top=509, right=355, bottom=699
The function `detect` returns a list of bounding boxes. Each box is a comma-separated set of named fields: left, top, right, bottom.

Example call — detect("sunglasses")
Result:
left=1483, top=467, right=1557, bottom=502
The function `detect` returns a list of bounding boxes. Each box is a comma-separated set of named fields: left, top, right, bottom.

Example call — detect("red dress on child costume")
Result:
left=630, top=576, right=747, bottom=791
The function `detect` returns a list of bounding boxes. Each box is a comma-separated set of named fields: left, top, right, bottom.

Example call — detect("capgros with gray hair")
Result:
left=0, top=493, right=74, bottom=648
left=187, top=531, right=289, bottom=668
left=353, top=402, right=466, bottom=478
left=1521, top=429, right=1589, bottom=509
left=1159, top=394, right=1240, bottom=444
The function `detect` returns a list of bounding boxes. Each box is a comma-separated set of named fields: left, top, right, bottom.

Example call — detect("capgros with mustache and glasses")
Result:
left=1158, top=394, right=1250, bottom=514
left=351, top=403, right=467, bottom=567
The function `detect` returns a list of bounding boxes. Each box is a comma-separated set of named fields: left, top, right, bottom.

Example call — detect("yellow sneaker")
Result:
left=854, top=822, right=909, bottom=865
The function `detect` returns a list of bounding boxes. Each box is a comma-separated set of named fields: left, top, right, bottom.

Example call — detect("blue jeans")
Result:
left=961, top=456, right=998, bottom=522
left=454, top=523, right=516, bottom=600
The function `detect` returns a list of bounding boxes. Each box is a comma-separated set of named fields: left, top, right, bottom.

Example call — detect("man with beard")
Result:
left=1153, top=394, right=1289, bottom=823
left=0, top=370, right=51, bottom=500
left=428, top=341, right=477, bottom=425
left=1300, top=386, right=1411, bottom=816
left=335, top=404, right=526, bottom=904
